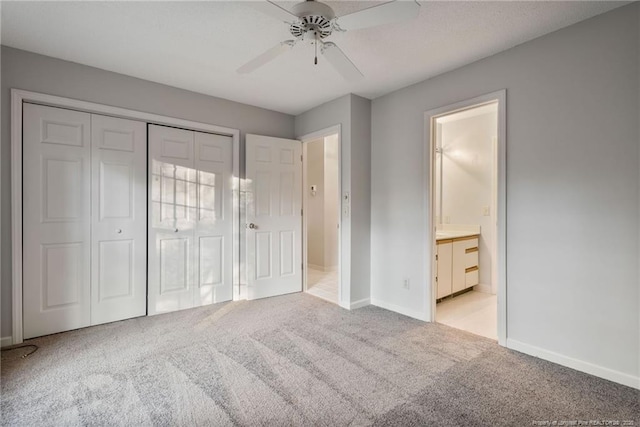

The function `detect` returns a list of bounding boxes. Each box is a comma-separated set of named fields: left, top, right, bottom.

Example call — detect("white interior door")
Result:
left=246, top=134, right=302, bottom=300
left=194, top=132, right=233, bottom=305
left=148, top=125, right=196, bottom=314
left=23, top=103, right=91, bottom=339
left=90, top=115, right=147, bottom=325
left=148, top=125, right=233, bottom=314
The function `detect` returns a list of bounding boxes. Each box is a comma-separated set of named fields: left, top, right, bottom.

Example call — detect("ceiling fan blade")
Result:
left=237, top=41, right=295, bottom=74
left=250, top=1, right=297, bottom=23
left=336, top=1, right=420, bottom=31
left=321, top=42, right=364, bottom=82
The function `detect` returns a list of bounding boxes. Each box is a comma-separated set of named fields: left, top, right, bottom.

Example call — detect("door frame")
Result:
left=424, top=90, right=507, bottom=345
left=298, top=125, right=346, bottom=308
left=10, top=88, right=240, bottom=345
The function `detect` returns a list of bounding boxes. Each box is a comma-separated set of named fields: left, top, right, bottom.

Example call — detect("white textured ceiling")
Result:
left=1, top=1, right=629, bottom=115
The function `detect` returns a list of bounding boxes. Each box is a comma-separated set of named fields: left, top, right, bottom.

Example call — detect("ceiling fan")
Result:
left=238, top=0, right=421, bottom=81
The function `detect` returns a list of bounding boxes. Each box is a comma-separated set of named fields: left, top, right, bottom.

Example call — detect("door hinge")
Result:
left=435, top=254, right=438, bottom=261
left=301, top=208, right=303, bottom=216
left=301, top=154, right=303, bottom=162
left=301, top=263, right=304, bottom=270
left=435, top=276, right=438, bottom=282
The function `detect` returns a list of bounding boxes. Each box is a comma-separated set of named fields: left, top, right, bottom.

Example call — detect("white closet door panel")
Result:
left=91, top=115, right=147, bottom=325
left=23, top=103, right=91, bottom=339
left=194, top=132, right=233, bottom=305
left=246, top=135, right=302, bottom=300
left=148, top=125, right=196, bottom=314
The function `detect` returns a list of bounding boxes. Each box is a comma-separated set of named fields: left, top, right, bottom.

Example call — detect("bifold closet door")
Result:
left=194, top=132, right=233, bottom=305
left=23, top=104, right=148, bottom=339
left=148, top=125, right=233, bottom=315
left=23, top=104, right=92, bottom=339
left=90, top=115, right=147, bottom=325
left=148, top=126, right=196, bottom=314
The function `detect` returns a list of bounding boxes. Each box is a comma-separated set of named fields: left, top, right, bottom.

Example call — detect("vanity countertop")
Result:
left=435, top=230, right=480, bottom=241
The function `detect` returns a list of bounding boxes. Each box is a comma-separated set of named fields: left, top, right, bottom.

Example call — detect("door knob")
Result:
left=247, top=223, right=257, bottom=229
left=174, top=228, right=179, bottom=233
left=116, top=229, right=122, bottom=234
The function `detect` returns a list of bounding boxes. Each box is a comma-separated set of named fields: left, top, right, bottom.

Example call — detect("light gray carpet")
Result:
left=1, top=293, right=638, bottom=426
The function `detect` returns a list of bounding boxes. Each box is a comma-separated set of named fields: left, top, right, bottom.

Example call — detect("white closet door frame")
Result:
left=10, top=89, right=240, bottom=345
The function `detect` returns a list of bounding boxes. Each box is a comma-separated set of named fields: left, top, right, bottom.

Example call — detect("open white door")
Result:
left=246, top=134, right=302, bottom=299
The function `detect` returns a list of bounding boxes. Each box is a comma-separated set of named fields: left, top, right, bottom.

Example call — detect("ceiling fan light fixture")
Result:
left=290, top=0, right=335, bottom=21
left=289, top=0, right=335, bottom=40
left=240, top=0, right=421, bottom=80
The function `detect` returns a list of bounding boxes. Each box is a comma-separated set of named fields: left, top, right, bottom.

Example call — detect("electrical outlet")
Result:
left=403, top=278, right=410, bottom=290
left=482, top=206, right=490, bottom=216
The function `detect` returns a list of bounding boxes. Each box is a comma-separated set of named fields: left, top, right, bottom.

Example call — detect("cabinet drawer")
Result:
left=465, top=267, right=479, bottom=288
left=464, top=249, right=478, bottom=268
left=458, top=237, right=478, bottom=250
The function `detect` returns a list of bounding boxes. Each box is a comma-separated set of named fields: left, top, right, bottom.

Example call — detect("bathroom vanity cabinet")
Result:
left=436, top=234, right=479, bottom=299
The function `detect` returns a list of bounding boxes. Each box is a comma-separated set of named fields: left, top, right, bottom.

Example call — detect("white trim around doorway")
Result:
left=11, top=89, right=241, bottom=345
left=424, top=90, right=507, bottom=346
left=298, top=125, right=347, bottom=309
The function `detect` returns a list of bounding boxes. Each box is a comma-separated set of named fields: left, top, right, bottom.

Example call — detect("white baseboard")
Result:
left=473, top=283, right=493, bottom=294
left=1, top=336, right=13, bottom=348
left=371, top=298, right=429, bottom=321
left=507, top=338, right=639, bottom=390
left=350, top=298, right=370, bottom=309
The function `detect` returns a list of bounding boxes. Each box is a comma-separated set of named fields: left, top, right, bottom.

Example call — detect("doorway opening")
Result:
left=303, top=133, right=340, bottom=304
left=427, top=91, right=506, bottom=344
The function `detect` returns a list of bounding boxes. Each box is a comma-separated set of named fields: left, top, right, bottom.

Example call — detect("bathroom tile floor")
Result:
left=306, top=267, right=338, bottom=304
left=436, top=290, right=497, bottom=340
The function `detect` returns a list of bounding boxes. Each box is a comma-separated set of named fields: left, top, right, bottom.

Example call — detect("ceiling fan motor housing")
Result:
left=289, top=0, right=335, bottom=40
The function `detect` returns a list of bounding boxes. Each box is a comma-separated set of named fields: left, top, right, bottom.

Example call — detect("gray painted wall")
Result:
left=1, top=46, right=295, bottom=338
left=349, top=95, right=371, bottom=303
left=295, top=94, right=372, bottom=306
left=295, top=95, right=352, bottom=305
left=371, top=3, right=639, bottom=379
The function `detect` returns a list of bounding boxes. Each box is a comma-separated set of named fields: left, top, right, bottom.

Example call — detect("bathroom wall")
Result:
left=323, top=134, right=339, bottom=270
left=307, top=139, right=325, bottom=269
left=438, top=109, right=497, bottom=290
left=306, top=134, right=339, bottom=271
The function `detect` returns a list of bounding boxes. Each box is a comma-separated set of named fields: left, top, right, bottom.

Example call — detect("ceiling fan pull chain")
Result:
left=314, top=37, right=318, bottom=65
